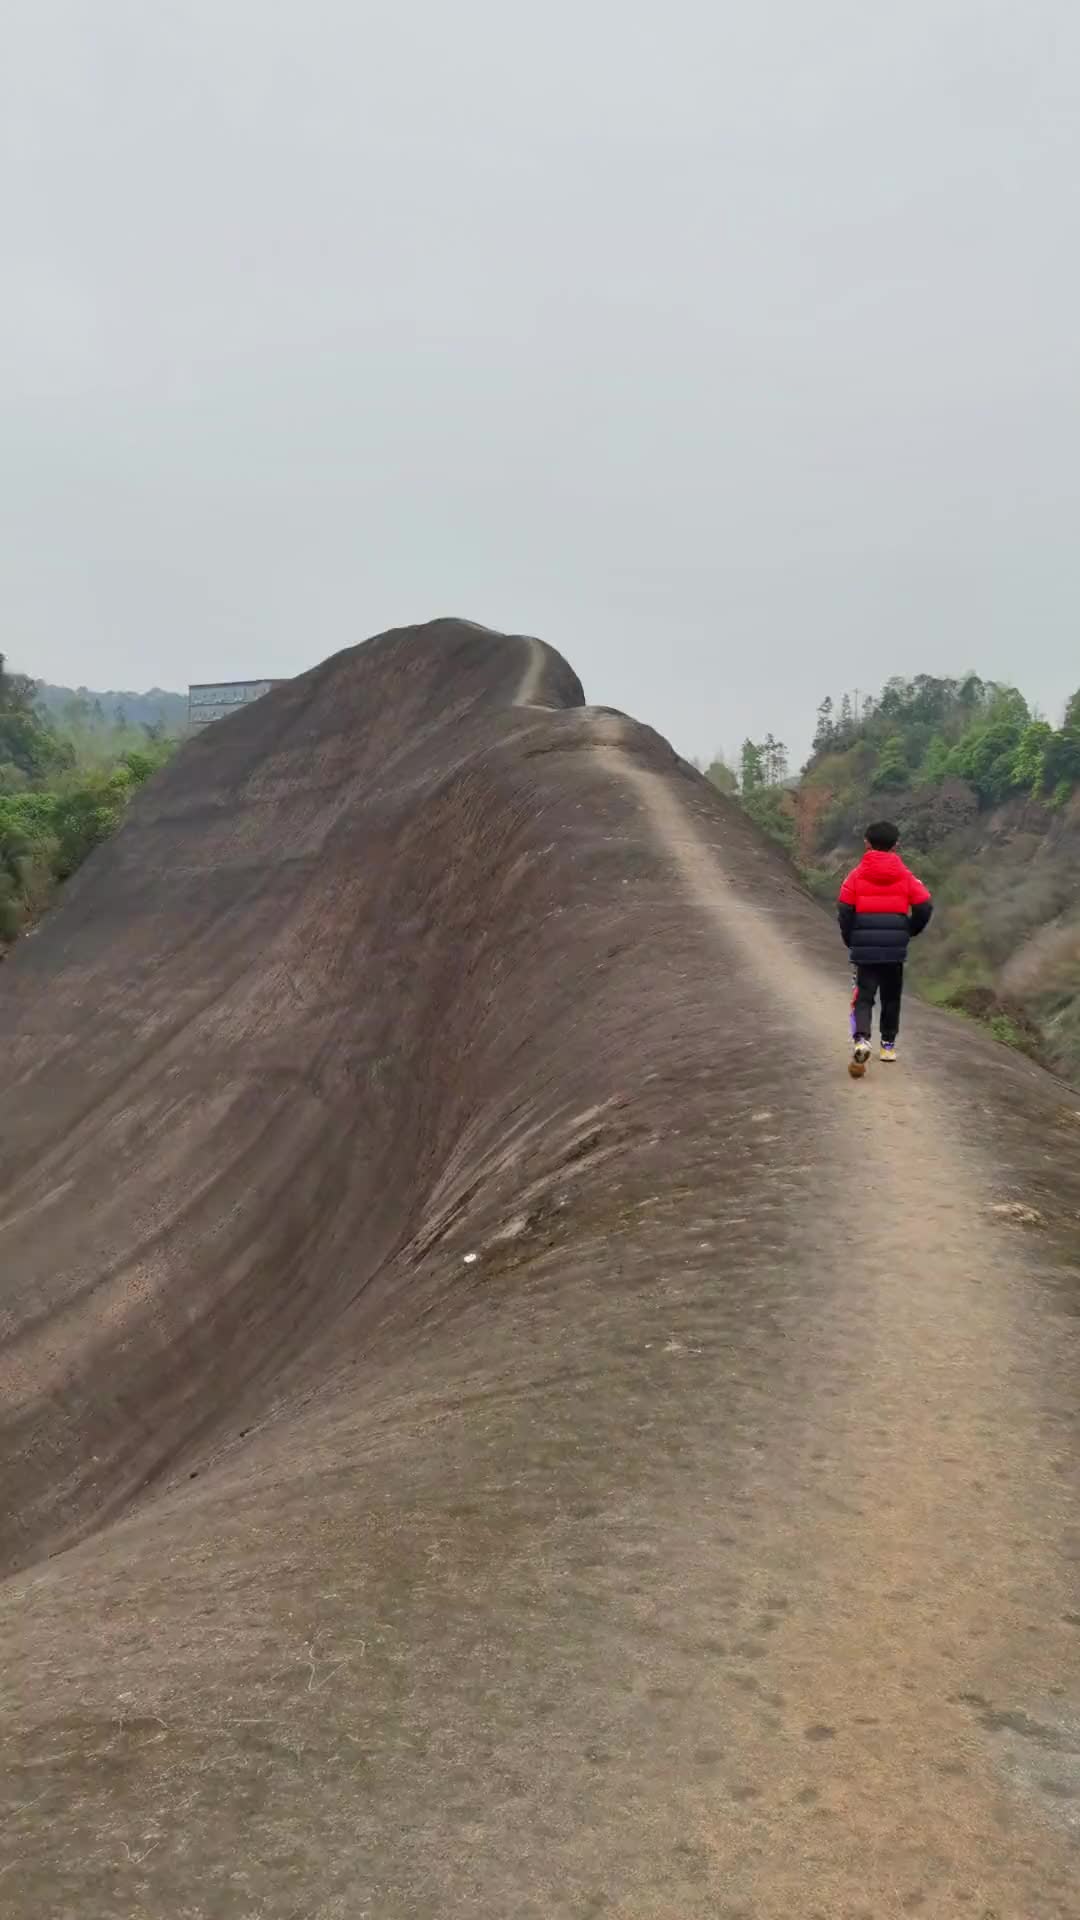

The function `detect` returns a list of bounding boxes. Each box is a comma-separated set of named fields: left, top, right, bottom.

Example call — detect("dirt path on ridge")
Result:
left=585, top=705, right=1079, bottom=1913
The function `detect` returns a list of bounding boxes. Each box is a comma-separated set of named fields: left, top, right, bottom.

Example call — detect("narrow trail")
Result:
left=588, top=708, right=1077, bottom=1911
left=514, top=633, right=550, bottom=708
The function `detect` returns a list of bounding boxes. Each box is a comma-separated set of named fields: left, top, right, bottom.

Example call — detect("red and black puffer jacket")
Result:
left=837, top=850, right=932, bottom=966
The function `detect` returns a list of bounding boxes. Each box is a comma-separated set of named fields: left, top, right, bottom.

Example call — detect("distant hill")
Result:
left=34, top=682, right=187, bottom=734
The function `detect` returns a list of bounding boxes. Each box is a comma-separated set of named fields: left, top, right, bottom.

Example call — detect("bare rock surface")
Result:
left=2, top=619, right=1079, bottom=1917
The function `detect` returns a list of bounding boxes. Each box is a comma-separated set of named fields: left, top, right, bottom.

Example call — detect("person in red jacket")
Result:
left=838, top=820, right=932, bottom=1068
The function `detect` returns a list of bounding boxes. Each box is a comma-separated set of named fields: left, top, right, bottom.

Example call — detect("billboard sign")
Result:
left=188, top=680, right=284, bottom=729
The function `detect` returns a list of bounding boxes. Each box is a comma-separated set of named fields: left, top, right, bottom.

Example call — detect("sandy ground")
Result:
left=1, top=621, right=1078, bottom=1917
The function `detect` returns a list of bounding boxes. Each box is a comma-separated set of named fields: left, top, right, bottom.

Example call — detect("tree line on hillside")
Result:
left=703, top=734, right=790, bottom=794
left=0, top=654, right=178, bottom=944
left=812, top=673, right=1080, bottom=804
left=35, top=682, right=187, bottom=737
left=699, top=668, right=1080, bottom=879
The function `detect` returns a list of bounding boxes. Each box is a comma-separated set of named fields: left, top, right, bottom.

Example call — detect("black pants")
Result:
left=851, top=962, right=904, bottom=1043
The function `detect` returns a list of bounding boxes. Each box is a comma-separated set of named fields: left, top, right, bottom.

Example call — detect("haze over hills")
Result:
left=33, top=680, right=188, bottom=733
left=2, top=620, right=1079, bottom=1917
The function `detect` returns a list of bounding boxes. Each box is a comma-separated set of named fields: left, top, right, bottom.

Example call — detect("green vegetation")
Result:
left=738, top=783, right=796, bottom=853
left=0, top=655, right=177, bottom=945
left=700, top=732, right=797, bottom=854
left=34, top=680, right=187, bottom=737
left=806, top=673, right=1080, bottom=819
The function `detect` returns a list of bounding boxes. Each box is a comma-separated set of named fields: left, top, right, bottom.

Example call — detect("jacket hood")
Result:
left=858, top=849, right=907, bottom=888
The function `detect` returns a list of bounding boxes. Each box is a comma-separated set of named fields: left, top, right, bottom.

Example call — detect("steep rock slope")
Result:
left=2, top=620, right=1080, bottom=1920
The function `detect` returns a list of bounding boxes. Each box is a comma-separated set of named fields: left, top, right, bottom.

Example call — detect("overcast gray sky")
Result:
left=3, top=1, right=1078, bottom=762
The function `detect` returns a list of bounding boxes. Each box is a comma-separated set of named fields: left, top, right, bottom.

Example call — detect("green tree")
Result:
left=876, top=677, right=910, bottom=723
left=812, top=697, right=835, bottom=754
left=741, top=785, right=795, bottom=852
left=871, top=734, right=911, bottom=791
left=947, top=714, right=1027, bottom=804
left=957, top=673, right=986, bottom=713
left=0, top=807, right=50, bottom=940
left=0, top=653, right=72, bottom=781
left=916, top=734, right=951, bottom=785
left=0, top=710, right=70, bottom=783
left=0, top=687, right=175, bottom=945
left=986, top=685, right=1029, bottom=727
left=1010, top=720, right=1053, bottom=796
left=1042, top=723, right=1080, bottom=797
left=761, top=734, right=788, bottom=785
left=740, top=739, right=764, bottom=792
left=704, top=756, right=737, bottom=795
left=0, top=653, right=37, bottom=714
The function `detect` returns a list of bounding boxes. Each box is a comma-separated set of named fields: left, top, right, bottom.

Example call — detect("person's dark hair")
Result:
left=865, top=820, right=900, bottom=851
